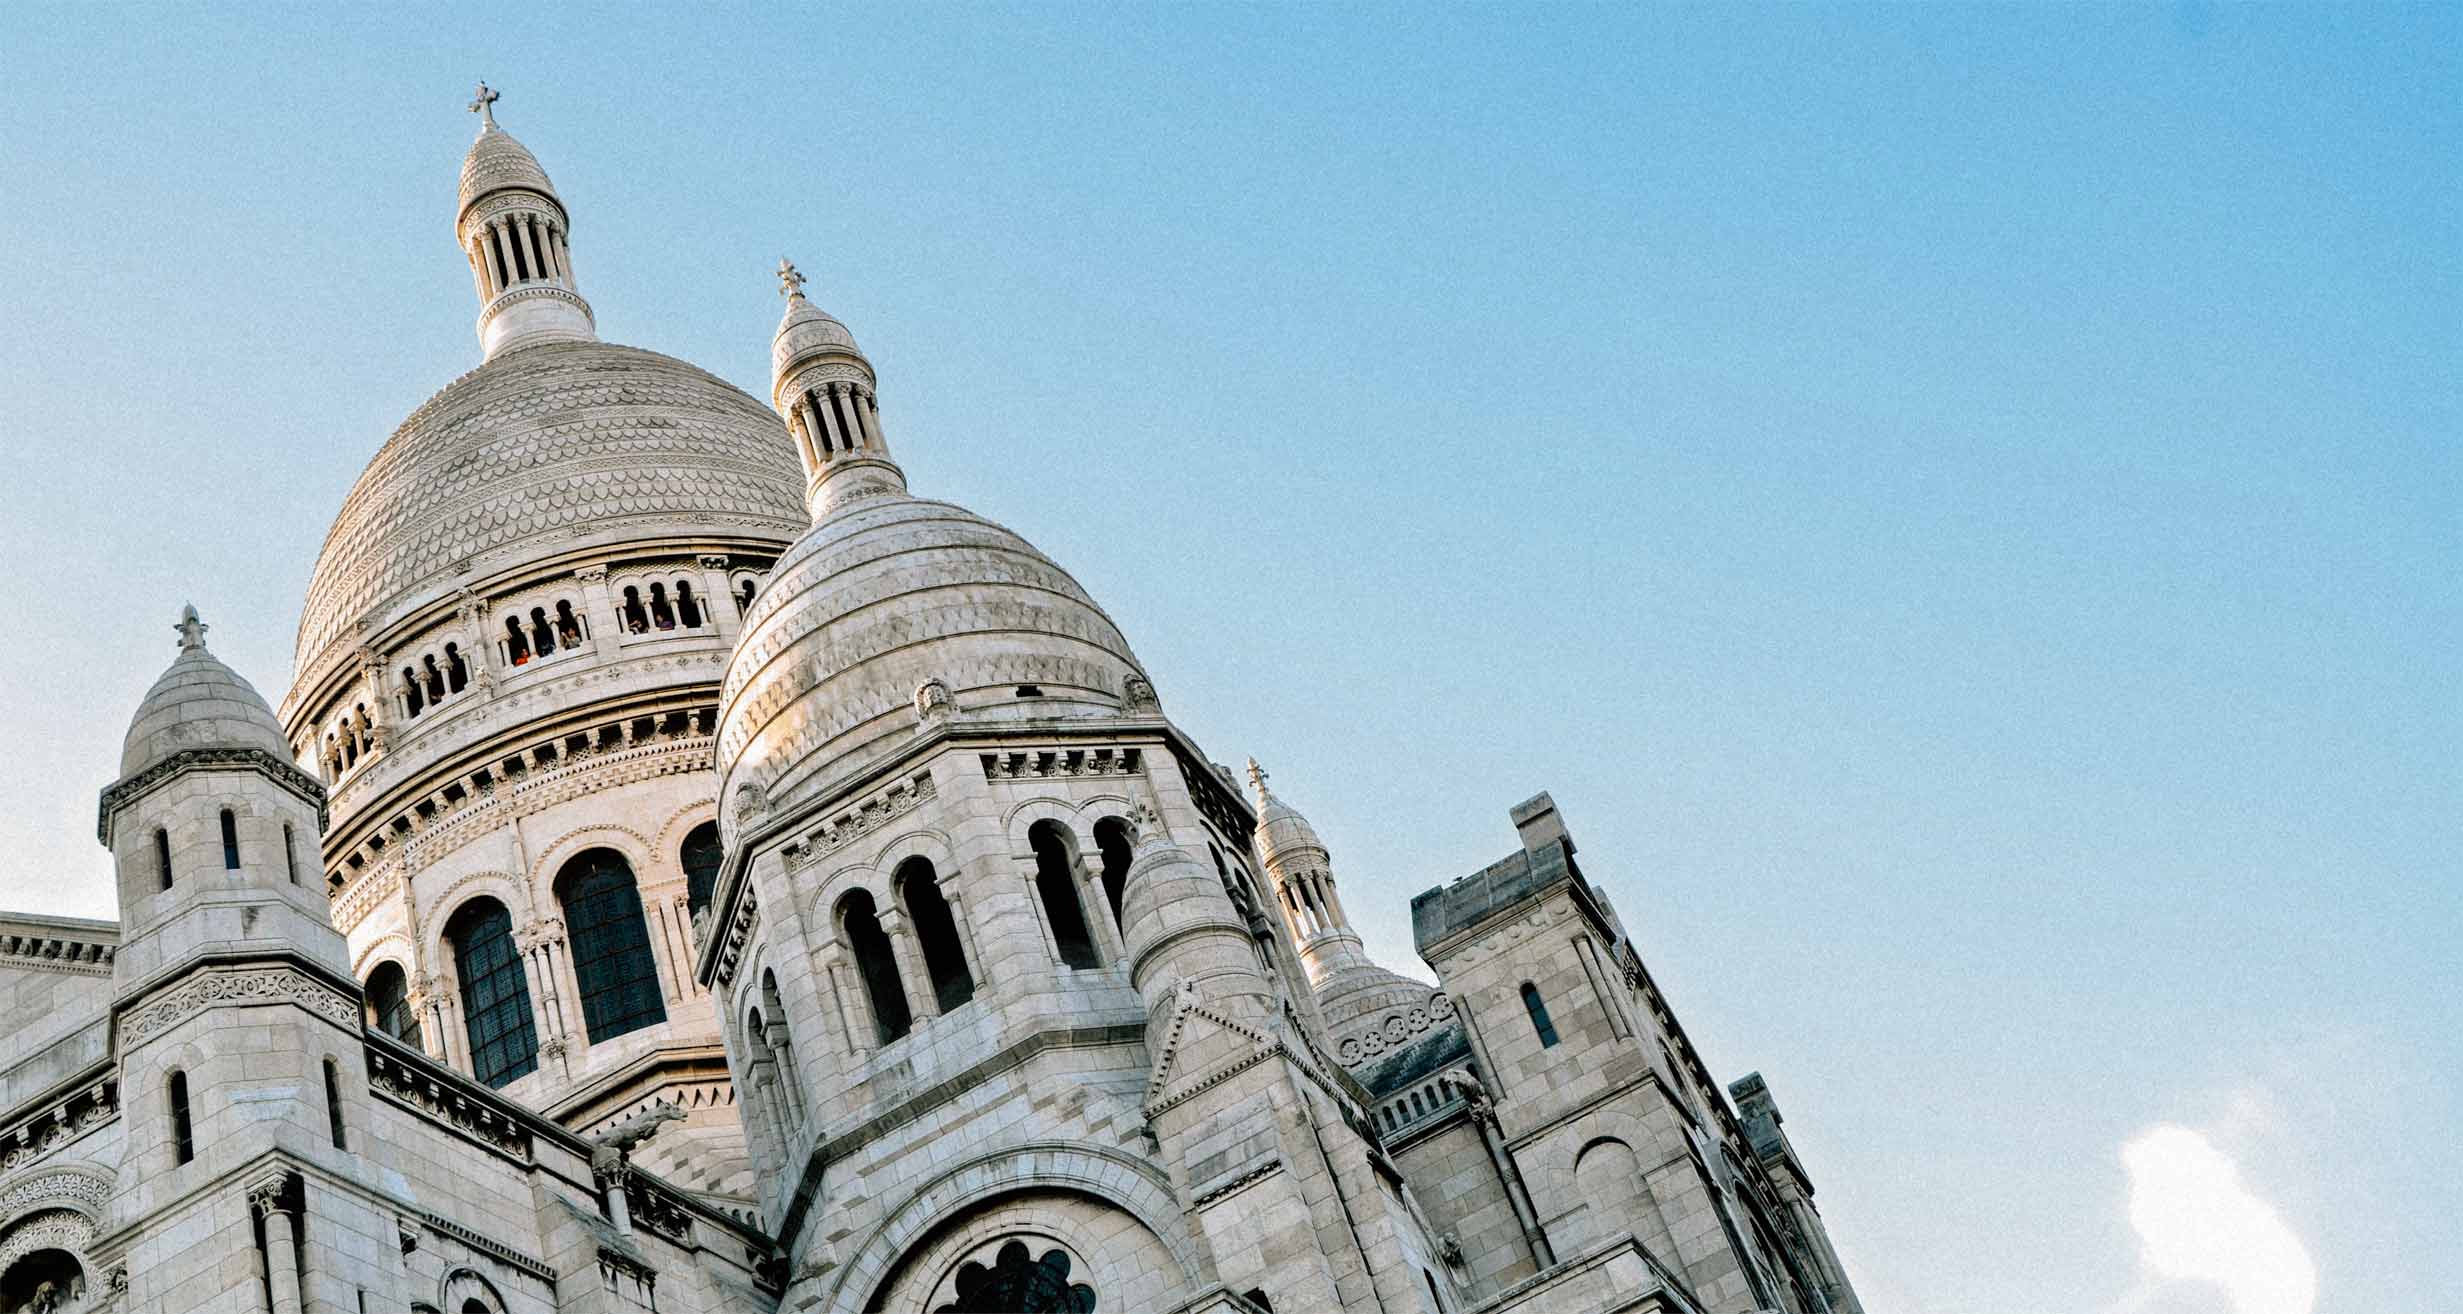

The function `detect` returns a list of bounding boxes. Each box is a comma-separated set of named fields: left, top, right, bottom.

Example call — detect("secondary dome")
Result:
left=718, top=494, right=1149, bottom=830
left=294, top=340, right=808, bottom=676
left=124, top=608, right=291, bottom=778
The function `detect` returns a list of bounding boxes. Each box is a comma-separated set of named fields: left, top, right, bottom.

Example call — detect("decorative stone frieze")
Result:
left=121, top=966, right=357, bottom=1042
left=366, top=1044, right=533, bottom=1161
left=978, top=747, right=1141, bottom=781
left=780, top=771, right=936, bottom=869
left=96, top=745, right=329, bottom=845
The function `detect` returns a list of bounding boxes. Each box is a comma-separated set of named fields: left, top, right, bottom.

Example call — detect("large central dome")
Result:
left=294, top=340, right=807, bottom=677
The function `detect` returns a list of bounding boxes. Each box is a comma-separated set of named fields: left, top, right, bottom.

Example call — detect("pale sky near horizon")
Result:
left=0, top=7, right=2453, bottom=1312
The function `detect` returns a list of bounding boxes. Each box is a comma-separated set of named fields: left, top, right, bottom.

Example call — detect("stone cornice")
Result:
left=0, top=919, right=116, bottom=978
left=97, top=746, right=328, bottom=845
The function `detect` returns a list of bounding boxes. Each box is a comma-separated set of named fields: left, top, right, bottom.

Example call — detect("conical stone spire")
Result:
left=456, top=84, right=595, bottom=358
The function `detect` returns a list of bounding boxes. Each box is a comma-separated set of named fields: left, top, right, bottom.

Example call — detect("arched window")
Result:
left=939, top=1240, right=1098, bottom=1313
left=759, top=969, right=807, bottom=1122
left=403, top=666, right=425, bottom=716
left=676, top=581, right=703, bottom=628
left=282, top=822, right=299, bottom=884
left=424, top=654, right=446, bottom=701
left=168, top=1070, right=194, bottom=1164
left=621, top=587, right=650, bottom=634
left=554, top=600, right=583, bottom=647
left=1028, top=822, right=1101, bottom=970
left=736, top=578, right=757, bottom=615
left=649, top=583, right=676, bottom=630
left=155, top=826, right=173, bottom=891
left=681, top=822, right=723, bottom=918
left=838, top=890, right=911, bottom=1043
left=529, top=607, right=556, bottom=656
left=448, top=899, right=538, bottom=1088
left=219, top=809, right=240, bottom=870
left=898, top=858, right=975, bottom=1012
left=556, top=850, right=668, bottom=1044
left=1093, top=817, right=1133, bottom=929
left=365, top=961, right=421, bottom=1048
left=504, top=616, right=531, bottom=665
left=1521, top=982, right=1559, bottom=1048
left=323, top=1056, right=347, bottom=1149
left=445, top=642, right=469, bottom=692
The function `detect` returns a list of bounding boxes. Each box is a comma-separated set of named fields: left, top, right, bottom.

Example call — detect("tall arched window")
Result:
left=445, top=642, right=469, bottom=692
left=168, top=1070, right=194, bottom=1164
left=676, top=581, right=703, bottom=628
left=404, top=666, right=426, bottom=716
left=898, top=858, right=975, bottom=1012
left=649, top=583, right=676, bottom=630
left=680, top=822, right=723, bottom=919
left=365, top=961, right=421, bottom=1048
left=1093, top=817, right=1133, bottom=929
left=423, top=655, right=446, bottom=701
left=556, top=850, right=668, bottom=1044
left=838, top=890, right=911, bottom=1043
left=1521, top=982, right=1559, bottom=1049
left=155, top=827, right=173, bottom=891
left=621, top=587, right=650, bottom=634
left=554, top=601, right=583, bottom=648
left=220, top=809, right=241, bottom=870
left=529, top=608, right=556, bottom=656
left=1028, top=821, right=1100, bottom=970
left=736, top=578, right=756, bottom=615
left=448, top=899, right=538, bottom=1087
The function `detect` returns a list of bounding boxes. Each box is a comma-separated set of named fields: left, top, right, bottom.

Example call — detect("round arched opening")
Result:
left=0, top=1248, right=86, bottom=1313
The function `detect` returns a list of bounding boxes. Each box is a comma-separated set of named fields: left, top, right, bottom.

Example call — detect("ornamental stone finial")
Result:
left=469, top=81, right=500, bottom=131
left=777, top=258, right=807, bottom=300
left=175, top=604, right=208, bottom=652
left=1245, top=757, right=1269, bottom=800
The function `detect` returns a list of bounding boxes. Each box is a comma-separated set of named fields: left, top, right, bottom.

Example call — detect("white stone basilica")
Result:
left=0, top=90, right=1864, bottom=1314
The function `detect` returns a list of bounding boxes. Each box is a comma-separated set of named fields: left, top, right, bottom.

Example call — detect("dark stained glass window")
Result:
left=558, top=849, right=668, bottom=1044
left=450, top=899, right=538, bottom=1087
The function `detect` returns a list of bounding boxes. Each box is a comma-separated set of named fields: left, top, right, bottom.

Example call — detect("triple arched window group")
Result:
left=370, top=824, right=720, bottom=1090
left=836, top=818, right=1140, bottom=1051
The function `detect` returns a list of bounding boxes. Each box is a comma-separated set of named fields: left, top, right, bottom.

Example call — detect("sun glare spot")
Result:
left=2121, top=1124, right=2316, bottom=1314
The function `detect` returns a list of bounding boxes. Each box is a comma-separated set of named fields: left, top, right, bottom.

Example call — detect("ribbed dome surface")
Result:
left=123, top=644, right=291, bottom=778
left=295, top=340, right=808, bottom=676
left=459, top=126, right=557, bottom=213
left=718, top=495, right=1147, bottom=827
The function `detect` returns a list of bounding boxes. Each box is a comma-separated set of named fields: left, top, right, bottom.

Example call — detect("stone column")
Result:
left=478, top=222, right=506, bottom=295
left=815, top=384, right=850, bottom=454
left=1080, top=861, right=1128, bottom=968
left=697, top=554, right=741, bottom=643
left=574, top=564, right=622, bottom=659
left=555, top=227, right=577, bottom=291
left=251, top=1172, right=303, bottom=1314
left=941, top=882, right=992, bottom=992
left=858, top=388, right=885, bottom=448
left=874, top=904, right=938, bottom=1023
left=515, top=215, right=542, bottom=283
left=821, top=954, right=862, bottom=1056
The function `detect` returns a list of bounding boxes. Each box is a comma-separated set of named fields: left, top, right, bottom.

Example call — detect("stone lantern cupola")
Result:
left=458, top=83, right=596, bottom=358
left=100, top=606, right=346, bottom=992
left=771, top=258, right=900, bottom=519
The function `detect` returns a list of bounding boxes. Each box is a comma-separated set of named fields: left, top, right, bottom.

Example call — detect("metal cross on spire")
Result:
left=469, top=82, right=500, bottom=130
left=777, top=258, right=807, bottom=300
left=1246, top=757, right=1271, bottom=797
left=175, top=604, right=209, bottom=652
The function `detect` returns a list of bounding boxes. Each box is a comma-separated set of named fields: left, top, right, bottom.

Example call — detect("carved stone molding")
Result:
left=97, top=746, right=329, bottom=844
left=121, top=967, right=358, bottom=1043
left=780, top=771, right=936, bottom=870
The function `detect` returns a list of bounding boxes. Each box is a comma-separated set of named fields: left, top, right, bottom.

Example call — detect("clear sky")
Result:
left=1, top=6, right=2452, bottom=1312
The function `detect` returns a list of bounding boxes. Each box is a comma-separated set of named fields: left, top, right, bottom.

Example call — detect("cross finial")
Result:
left=469, top=82, right=500, bottom=131
left=1246, top=757, right=1271, bottom=799
left=777, top=258, right=807, bottom=300
left=175, top=603, right=209, bottom=652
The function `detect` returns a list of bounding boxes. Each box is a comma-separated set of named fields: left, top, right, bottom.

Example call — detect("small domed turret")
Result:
left=770, top=259, right=901, bottom=519
left=121, top=605, right=292, bottom=778
left=456, top=84, right=595, bottom=358
left=101, top=608, right=343, bottom=987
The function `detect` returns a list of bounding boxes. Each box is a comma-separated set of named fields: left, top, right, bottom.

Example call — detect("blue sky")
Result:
left=0, top=6, right=2452, bottom=1311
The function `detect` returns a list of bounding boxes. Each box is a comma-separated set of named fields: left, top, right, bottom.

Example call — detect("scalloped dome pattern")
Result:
left=772, top=297, right=861, bottom=380
left=459, top=126, right=557, bottom=213
left=122, top=645, right=291, bottom=778
left=295, top=341, right=807, bottom=676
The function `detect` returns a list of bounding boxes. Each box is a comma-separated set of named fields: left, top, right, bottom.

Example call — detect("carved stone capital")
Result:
left=247, top=1169, right=293, bottom=1216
